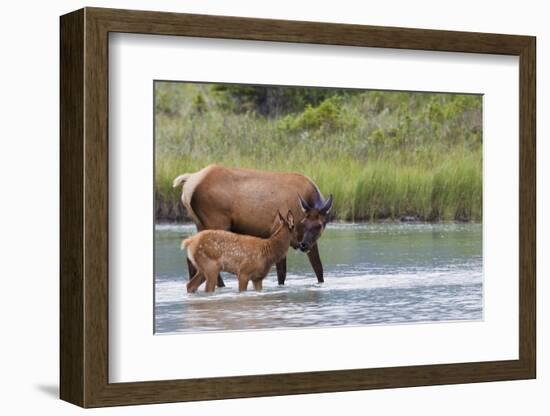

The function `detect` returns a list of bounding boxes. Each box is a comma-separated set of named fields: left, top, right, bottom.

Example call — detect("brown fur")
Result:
left=182, top=211, right=296, bottom=293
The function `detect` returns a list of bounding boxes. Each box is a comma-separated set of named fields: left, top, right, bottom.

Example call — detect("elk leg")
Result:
left=216, top=274, right=225, bottom=288
left=307, top=243, right=324, bottom=283
left=276, top=257, right=287, bottom=285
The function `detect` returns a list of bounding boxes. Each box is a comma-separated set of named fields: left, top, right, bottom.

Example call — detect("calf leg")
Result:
left=187, top=258, right=200, bottom=282
left=252, top=279, right=263, bottom=291
left=238, top=275, right=250, bottom=292
left=204, top=272, right=218, bottom=293
left=307, top=243, right=324, bottom=283
left=190, top=251, right=224, bottom=288
left=187, top=256, right=207, bottom=288
left=276, top=257, right=287, bottom=285
left=190, top=257, right=224, bottom=288
left=186, top=271, right=203, bottom=293
left=194, top=215, right=231, bottom=288
left=199, top=261, right=221, bottom=293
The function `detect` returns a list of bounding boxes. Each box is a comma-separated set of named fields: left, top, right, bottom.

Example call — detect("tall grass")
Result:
left=155, top=83, right=482, bottom=222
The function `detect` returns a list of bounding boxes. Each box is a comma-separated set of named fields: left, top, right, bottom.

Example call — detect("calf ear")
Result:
left=320, top=194, right=333, bottom=215
left=277, top=211, right=285, bottom=223
left=298, top=194, right=311, bottom=213
left=286, top=210, right=295, bottom=227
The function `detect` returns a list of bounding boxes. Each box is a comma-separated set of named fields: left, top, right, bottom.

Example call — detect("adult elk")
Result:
left=173, top=165, right=332, bottom=286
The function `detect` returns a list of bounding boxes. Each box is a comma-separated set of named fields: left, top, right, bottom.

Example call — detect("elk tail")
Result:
left=173, top=173, right=192, bottom=188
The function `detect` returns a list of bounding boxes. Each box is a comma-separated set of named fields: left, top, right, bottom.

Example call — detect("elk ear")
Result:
left=320, top=194, right=333, bottom=215
left=277, top=211, right=285, bottom=224
left=298, top=194, right=311, bottom=213
left=286, top=210, right=294, bottom=227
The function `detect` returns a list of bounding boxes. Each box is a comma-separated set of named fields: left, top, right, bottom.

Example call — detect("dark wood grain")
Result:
left=60, top=7, right=537, bottom=408
left=83, top=10, right=110, bottom=406
left=518, top=38, right=536, bottom=375
left=88, top=7, right=532, bottom=55
left=59, top=8, right=84, bottom=407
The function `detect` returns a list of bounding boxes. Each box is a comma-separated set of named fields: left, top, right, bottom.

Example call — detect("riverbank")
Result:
left=155, top=215, right=482, bottom=227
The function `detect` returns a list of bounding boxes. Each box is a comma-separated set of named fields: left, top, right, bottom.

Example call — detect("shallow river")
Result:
left=155, top=222, right=482, bottom=334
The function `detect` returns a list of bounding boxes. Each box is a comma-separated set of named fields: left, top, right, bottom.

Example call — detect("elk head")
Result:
left=296, top=193, right=333, bottom=253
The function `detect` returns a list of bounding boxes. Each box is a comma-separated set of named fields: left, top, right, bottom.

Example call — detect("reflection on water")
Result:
left=155, top=223, right=482, bottom=334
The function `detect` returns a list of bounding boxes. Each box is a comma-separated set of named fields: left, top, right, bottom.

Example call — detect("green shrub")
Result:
left=278, top=96, right=359, bottom=133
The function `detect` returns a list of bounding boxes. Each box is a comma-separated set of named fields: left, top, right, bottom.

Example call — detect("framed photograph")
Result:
left=60, top=7, right=536, bottom=408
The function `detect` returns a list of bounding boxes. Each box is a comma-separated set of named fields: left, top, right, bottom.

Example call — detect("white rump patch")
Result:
left=179, top=165, right=216, bottom=226
left=172, top=173, right=191, bottom=188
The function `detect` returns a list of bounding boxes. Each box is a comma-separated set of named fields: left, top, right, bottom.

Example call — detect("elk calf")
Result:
left=182, top=211, right=295, bottom=293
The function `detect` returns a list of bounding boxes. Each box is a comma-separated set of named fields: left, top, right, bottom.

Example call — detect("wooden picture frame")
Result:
left=60, top=7, right=536, bottom=408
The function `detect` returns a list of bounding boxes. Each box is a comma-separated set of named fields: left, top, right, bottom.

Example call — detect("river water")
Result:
left=155, top=222, right=482, bottom=334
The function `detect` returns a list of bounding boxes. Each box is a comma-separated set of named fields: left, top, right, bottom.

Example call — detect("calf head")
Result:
left=296, top=194, right=333, bottom=253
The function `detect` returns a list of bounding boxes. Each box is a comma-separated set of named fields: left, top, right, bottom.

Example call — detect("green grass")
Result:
left=154, top=83, right=482, bottom=222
